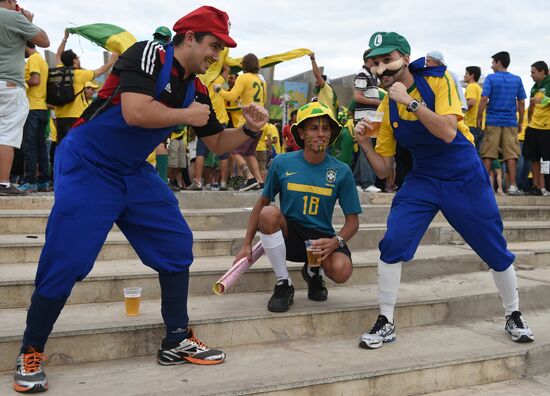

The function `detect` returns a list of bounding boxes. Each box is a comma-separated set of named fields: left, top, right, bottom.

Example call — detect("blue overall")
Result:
left=379, top=58, right=514, bottom=271
left=35, top=44, right=197, bottom=300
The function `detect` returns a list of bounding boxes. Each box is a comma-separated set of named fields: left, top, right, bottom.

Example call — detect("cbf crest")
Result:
left=326, top=168, right=337, bottom=184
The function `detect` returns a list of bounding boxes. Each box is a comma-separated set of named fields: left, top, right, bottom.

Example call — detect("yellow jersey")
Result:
left=25, top=52, right=48, bottom=110
left=464, top=82, right=482, bottom=128
left=529, top=76, right=550, bottom=130
left=375, top=71, right=474, bottom=157
left=317, top=83, right=338, bottom=118
left=220, top=72, right=267, bottom=114
left=208, top=75, right=229, bottom=125
left=55, top=68, right=95, bottom=118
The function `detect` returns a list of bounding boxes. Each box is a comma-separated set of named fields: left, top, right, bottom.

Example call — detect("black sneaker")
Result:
left=0, top=184, right=30, bottom=196
left=240, top=178, right=260, bottom=191
left=157, top=327, right=225, bottom=365
left=505, top=311, right=534, bottom=343
left=267, top=279, right=295, bottom=312
left=526, top=187, right=543, bottom=196
left=13, top=347, right=48, bottom=393
left=301, top=263, right=328, bottom=301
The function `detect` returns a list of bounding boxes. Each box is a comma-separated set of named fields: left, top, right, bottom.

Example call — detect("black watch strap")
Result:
left=242, top=124, right=260, bottom=139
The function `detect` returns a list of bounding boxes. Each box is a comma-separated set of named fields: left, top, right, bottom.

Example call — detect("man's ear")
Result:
left=297, top=127, right=305, bottom=141
left=184, top=31, right=195, bottom=46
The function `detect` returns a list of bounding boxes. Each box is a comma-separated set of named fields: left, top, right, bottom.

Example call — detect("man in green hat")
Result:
left=153, top=26, right=172, bottom=45
left=355, top=31, right=534, bottom=350
left=235, top=101, right=361, bottom=312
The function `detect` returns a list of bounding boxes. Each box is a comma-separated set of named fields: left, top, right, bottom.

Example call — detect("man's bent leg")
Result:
left=118, top=166, right=225, bottom=364
left=441, top=161, right=533, bottom=343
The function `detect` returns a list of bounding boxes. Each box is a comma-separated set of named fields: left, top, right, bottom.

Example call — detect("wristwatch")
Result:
left=336, top=235, right=345, bottom=248
left=406, top=99, right=420, bottom=113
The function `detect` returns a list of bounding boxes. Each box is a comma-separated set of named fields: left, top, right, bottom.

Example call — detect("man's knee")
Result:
left=258, top=206, right=283, bottom=233
left=324, top=256, right=352, bottom=283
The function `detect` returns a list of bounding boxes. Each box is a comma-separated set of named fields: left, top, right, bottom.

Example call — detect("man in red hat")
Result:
left=13, top=5, right=268, bottom=393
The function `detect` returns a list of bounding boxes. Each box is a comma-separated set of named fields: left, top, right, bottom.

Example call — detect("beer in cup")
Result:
left=305, top=240, right=321, bottom=267
left=365, top=110, right=384, bottom=137
left=123, top=287, right=142, bottom=316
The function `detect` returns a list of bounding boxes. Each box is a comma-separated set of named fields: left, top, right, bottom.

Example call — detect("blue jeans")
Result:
left=353, top=143, right=376, bottom=188
left=22, top=110, right=49, bottom=184
left=517, top=142, right=532, bottom=191
left=469, top=127, right=484, bottom=155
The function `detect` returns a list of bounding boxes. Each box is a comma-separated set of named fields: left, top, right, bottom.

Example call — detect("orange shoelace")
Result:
left=23, top=348, right=47, bottom=373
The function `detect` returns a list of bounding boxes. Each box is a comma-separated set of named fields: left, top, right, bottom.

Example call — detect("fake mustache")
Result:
left=371, top=58, right=405, bottom=79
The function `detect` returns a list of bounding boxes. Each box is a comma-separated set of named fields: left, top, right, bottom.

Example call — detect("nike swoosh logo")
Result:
left=285, top=171, right=298, bottom=176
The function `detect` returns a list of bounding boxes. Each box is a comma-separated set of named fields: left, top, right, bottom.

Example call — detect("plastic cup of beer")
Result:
left=365, top=110, right=384, bottom=137
left=305, top=240, right=321, bottom=267
left=123, top=287, right=142, bottom=316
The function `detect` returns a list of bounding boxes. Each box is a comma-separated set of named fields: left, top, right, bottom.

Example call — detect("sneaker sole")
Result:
left=13, top=382, right=48, bottom=393
left=510, top=334, right=535, bottom=343
left=239, top=182, right=260, bottom=192
left=157, top=355, right=226, bottom=366
left=359, top=334, right=396, bottom=350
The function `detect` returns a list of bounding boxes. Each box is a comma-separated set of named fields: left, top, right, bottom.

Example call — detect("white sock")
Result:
left=491, top=265, right=519, bottom=316
left=260, top=231, right=291, bottom=285
left=306, top=265, right=324, bottom=277
left=378, top=260, right=402, bottom=323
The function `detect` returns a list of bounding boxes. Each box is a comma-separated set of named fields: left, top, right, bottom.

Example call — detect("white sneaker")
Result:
left=505, top=311, right=534, bottom=343
left=356, top=186, right=363, bottom=193
left=363, top=185, right=382, bottom=193
left=542, top=188, right=550, bottom=196
left=359, top=314, right=396, bottom=349
left=507, top=185, right=521, bottom=196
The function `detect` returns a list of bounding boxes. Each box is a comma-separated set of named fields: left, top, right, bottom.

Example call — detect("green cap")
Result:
left=154, top=26, right=172, bottom=39
left=366, top=32, right=411, bottom=58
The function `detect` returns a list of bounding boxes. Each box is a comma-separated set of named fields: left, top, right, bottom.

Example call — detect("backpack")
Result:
left=46, top=66, right=79, bottom=106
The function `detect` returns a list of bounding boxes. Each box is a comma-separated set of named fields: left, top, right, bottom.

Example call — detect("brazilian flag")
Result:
left=66, top=23, right=137, bottom=54
left=200, top=48, right=313, bottom=87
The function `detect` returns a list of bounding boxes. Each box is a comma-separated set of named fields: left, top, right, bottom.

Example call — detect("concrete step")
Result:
left=425, top=373, right=550, bottom=396
left=1, top=267, right=549, bottom=371
left=2, top=242, right=549, bottom=309
left=1, top=191, right=549, bottom=210
left=2, top=221, right=550, bottom=265
left=2, top=205, right=550, bottom=234
left=1, top=310, right=549, bottom=395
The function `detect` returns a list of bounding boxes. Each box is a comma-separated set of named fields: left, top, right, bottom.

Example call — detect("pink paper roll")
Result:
left=213, top=241, right=265, bottom=295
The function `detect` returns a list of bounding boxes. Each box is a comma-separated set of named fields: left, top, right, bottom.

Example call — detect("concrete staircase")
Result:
left=1, top=191, right=550, bottom=395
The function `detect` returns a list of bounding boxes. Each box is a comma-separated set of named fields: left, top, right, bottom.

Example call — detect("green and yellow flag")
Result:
left=199, top=48, right=313, bottom=87
left=66, top=23, right=137, bottom=54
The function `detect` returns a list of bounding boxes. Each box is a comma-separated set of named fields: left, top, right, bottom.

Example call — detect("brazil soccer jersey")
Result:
left=262, top=151, right=361, bottom=235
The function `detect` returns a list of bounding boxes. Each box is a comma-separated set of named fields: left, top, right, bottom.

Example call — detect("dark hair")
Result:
left=242, top=53, right=259, bottom=73
left=492, top=51, right=510, bottom=68
left=531, top=61, right=549, bottom=75
left=26, top=41, right=36, bottom=49
left=60, top=50, right=78, bottom=67
left=363, top=49, right=372, bottom=62
left=465, top=66, right=481, bottom=82
left=153, top=33, right=170, bottom=43
left=290, top=109, right=298, bottom=118
left=321, top=74, right=328, bottom=81
left=173, top=32, right=210, bottom=47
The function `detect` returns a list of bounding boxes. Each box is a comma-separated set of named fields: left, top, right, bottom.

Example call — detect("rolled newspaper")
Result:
left=213, top=241, right=265, bottom=295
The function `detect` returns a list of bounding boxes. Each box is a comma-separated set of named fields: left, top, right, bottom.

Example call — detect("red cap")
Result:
left=173, top=6, right=237, bottom=48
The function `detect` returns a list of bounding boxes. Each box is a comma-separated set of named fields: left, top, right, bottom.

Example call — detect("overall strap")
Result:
left=155, top=43, right=196, bottom=108
left=389, top=57, right=446, bottom=123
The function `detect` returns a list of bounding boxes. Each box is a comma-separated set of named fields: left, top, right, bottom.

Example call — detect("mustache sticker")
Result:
left=371, top=58, right=405, bottom=79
